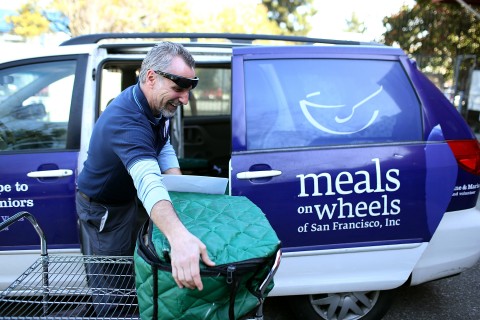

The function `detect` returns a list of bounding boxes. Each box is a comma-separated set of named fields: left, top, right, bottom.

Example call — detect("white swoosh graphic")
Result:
left=335, top=86, right=383, bottom=123
left=299, top=87, right=382, bottom=135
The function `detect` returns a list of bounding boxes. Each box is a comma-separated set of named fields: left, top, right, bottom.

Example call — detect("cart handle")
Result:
left=0, top=211, right=47, bottom=256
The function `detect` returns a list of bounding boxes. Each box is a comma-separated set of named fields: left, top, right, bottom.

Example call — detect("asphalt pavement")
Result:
left=383, top=259, right=480, bottom=320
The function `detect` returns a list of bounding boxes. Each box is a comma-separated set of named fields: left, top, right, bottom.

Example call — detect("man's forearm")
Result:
left=163, top=167, right=182, bottom=175
left=150, top=199, right=187, bottom=240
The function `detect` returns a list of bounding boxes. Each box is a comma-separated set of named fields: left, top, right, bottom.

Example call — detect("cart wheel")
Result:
left=288, top=289, right=397, bottom=320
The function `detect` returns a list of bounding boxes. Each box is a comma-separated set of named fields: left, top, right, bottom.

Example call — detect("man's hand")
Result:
left=150, top=199, right=215, bottom=291
left=169, top=228, right=215, bottom=290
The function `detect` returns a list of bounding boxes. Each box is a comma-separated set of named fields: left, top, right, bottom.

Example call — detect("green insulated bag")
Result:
left=134, top=192, right=282, bottom=320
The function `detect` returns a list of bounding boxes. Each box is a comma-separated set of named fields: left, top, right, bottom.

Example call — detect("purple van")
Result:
left=1, top=34, right=479, bottom=320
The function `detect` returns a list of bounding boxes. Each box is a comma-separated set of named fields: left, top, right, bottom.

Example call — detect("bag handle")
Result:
left=136, top=219, right=165, bottom=267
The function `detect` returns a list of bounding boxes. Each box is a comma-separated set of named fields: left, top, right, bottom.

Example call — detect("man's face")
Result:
left=149, top=56, right=196, bottom=118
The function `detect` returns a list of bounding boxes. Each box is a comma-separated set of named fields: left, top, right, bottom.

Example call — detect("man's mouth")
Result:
left=168, top=100, right=182, bottom=108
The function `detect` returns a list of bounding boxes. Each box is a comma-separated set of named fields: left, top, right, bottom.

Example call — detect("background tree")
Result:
left=8, top=0, right=309, bottom=38
left=46, top=0, right=283, bottom=37
left=49, top=0, right=170, bottom=35
left=261, top=0, right=317, bottom=35
left=345, top=12, right=366, bottom=34
left=382, top=0, right=480, bottom=82
left=5, top=1, right=50, bottom=39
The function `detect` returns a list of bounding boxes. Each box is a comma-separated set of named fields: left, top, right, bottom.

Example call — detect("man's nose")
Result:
left=179, top=91, right=190, bottom=105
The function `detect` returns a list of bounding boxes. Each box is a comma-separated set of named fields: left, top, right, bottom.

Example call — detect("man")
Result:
left=76, top=42, right=215, bottom=296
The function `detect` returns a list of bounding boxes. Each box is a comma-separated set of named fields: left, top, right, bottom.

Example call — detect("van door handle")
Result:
left=27, top=169, right=73, bottom=178
left=236, top=170, right=282, bottom=180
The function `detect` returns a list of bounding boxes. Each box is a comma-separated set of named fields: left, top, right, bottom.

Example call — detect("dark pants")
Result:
left=75, top=191, right=147, bottom=316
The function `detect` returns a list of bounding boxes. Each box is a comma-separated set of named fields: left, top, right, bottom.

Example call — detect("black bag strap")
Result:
left=152, top=264, right=159, bottom=320
left=227, top=265, right=241, bottom=320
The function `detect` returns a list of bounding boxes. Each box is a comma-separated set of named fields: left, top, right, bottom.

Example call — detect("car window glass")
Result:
left=98, top=66, right=231, bottom=117
left=0, top=60, right=76, bottom=151
left=100, top=68, right=124, bottom=113
left=244, top=59, right=422, bottom=150
left=99, top=64, right=140, bottom=114
left=183, top=68, right=231, bottom=117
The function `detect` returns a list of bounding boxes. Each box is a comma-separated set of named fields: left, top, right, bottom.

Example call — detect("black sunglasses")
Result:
left=154, top=70, right=199, bottom=89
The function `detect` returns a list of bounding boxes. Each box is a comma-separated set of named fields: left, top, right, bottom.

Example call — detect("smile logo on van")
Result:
left=299, top=86, right=383, bottom=135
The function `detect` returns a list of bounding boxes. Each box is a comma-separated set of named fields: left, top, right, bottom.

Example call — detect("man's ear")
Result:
left=146, top=69, right=157, bottom=87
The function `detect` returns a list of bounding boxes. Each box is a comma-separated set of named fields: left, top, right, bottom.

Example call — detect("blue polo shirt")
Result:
left=77, top=83, right=178, bottom=207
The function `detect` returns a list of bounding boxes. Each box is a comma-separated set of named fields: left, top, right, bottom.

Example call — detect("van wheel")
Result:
left=289, top=289, right=397, bottom=320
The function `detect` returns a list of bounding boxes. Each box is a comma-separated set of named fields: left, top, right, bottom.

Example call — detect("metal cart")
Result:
left=0, top=211, right=139, bottom=319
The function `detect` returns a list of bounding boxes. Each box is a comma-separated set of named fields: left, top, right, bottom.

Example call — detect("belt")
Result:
left=77, top=190, right=132, bottom=205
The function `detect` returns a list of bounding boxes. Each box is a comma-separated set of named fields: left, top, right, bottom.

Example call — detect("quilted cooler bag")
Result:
left=134, top=191, right=282, bottom=320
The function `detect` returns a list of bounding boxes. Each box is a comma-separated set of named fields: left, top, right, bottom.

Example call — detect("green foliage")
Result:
left=261, top=0, right=317, bottom=35
left=5, top=1, right=50, bottom=39
left=8, top=0, right=312, bottom=38
left=345, top=12, right=366, bottom=34
left=47, top=0, right=285, bottom=36
left=383, top=0, right=480, bottom=80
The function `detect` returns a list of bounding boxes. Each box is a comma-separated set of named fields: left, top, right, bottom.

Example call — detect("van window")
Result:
left=0, top=61, right=76, bottom=151
left=98, top=65, right=231, bottom=117
left=99, top=63, right=140, bottom=114
left=184, top=68, right=231, bottom=117
left=244, top=59, right=422, bottom=150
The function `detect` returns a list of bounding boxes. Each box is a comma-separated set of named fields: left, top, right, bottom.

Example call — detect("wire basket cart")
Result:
left=0, top=211, right=139, bottom=319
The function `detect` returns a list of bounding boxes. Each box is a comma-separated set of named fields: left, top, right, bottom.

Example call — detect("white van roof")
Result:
left=0, top=42, right=97, bottom=63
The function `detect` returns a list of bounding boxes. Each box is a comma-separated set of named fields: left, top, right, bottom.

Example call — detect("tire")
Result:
left=288, top=289, right=397, bottom=320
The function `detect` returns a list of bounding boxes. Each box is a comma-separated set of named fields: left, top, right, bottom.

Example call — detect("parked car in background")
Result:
left=1, top=33, right=479, bottom=320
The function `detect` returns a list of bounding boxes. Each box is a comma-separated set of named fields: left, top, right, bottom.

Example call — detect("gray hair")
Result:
left=139, top=41, right=195, bottom=83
